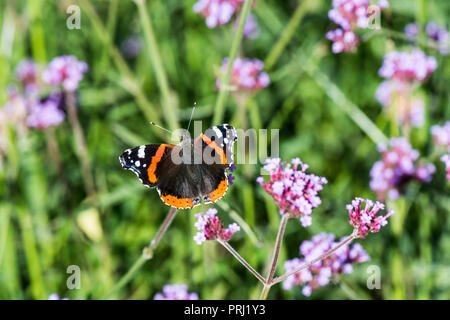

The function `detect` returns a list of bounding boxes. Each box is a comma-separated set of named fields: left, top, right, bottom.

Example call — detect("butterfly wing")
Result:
left=195, top=124, right=237, bottom=167
left=119, top=144, right=174, bottom=188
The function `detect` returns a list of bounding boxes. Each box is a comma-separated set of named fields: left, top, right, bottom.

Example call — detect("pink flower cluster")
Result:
left=378, top=49, right=437, bottom=82
left=441, top=154, right=450, bottom=181
left=326, top=0, right=389, bottom=53
left=375, top=49, right=436, bottom=129
left=154, top=284, right=199, bottom=300
left=431, top=121, right=450, bottom=151
left=216, top=57, right=270, bottom=92
left=257, top=158, right=328, bottom=227
left=283, top=233, right=370, bottom=296
left=2, top=56, right=87, bottom=131
left=375, top=81, right=424, bottom=128
left=370, top=138, right=435, bottom=201
left=193, top=0, right=244, bottom=28
left=193, top=208, right=240, bottom=245
left=43, top=55, right=88, bottom=92
left=346, top=198, right=394, bottom=238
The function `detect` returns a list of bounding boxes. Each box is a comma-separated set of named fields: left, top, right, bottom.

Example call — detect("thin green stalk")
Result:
left=103, top=207, right=177, bottom=299
left=264, top=0, right=314, bottom=71
left=217, top=239, right=265, bottom=284
left=213, top=0, right=253, bottom=124
left=135, top=0, right=179, bottom=131
left=259, top=214, right=289, bottom=300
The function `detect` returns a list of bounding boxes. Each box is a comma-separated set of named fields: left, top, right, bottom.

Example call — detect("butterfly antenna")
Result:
left=186, top=102, right=196, bottom=132
left=150, top=122, right=173, bottom=135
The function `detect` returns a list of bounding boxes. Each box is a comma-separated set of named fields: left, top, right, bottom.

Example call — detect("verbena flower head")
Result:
left=43, top=55, right=88, bottom=91
left=431, top=121, right=450, bottom=151
left=27, top=95, right=65, bottom=129
left=154, top=284, right=199, bottom=300
left=216, top=57, right=270, bottom=92
left=426, top=22, right=449, bottom=55
left=257, top=158, right=328, bottom=227
left=441, top=154, right=450, bottom=181
left=326, top=28, right=359, bottom=53
left=193, top=208, right=240, bottom=244
left=370, top=137, right=435, bottom=200
left=283, top=233, right=370, bottom=296
left=375, top=80, right=425, bottom=128
left=328, top=0, right=371, bottom=30
left=15, top=59, right=40, bottom=93
left=378, top=49, right=437, bottom=82
left=404, top=22, right=419, bottom=40
left=193, top=0, right=244, bottom=28
left=346, top=198, right=394, bottom=238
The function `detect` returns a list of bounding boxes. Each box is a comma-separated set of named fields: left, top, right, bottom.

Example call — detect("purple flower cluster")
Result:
left=193, top=208, right=240, bottom=245
left=375, top=81, right=424, bottom=128
left=48, top=293, right=69, bottom=300
left=193, top=0, right=244, bottom=28
left=216, top=57, right=270, bottom=92
left=405, top=22, right=449, bottom=55
left=370, top=138, right=435, bottom=200
left=283, top=233, right=370, bottom=296
left=154, top=284, right=199, bottom=300
left=2, top=56, right=87, bottom=131
left=346, top=198, right=394, bottom=238
left=441, top=154, right=450, bottom=181
left=326, top=0, right=389, bottom=53
left=378, top=49, right=437, bottom=82
left=234, top=13, right=260, bottom=39
left=431, top=121, right=450, bottom=151
left=43, top=55, right=88, bottom=92
left=375, top=49, right=436, bottom=128
left=257, top=158, right=328, bottom=227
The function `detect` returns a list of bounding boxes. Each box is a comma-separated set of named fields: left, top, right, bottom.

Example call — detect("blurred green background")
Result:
left=0, top=0, right=449, bottom=300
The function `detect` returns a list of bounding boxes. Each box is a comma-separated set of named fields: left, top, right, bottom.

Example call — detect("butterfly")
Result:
left=119, top=124, right=237, bottom=209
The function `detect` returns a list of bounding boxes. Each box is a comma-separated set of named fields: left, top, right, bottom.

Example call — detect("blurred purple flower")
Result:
left=193, top=0, right=244, bottom=28
left=326, top=28, right=359, bottom=53
left=120, top=36, right=142, bottom=59
left=431, top=121, right=450, bottom=151
left=378, top=49, right=437, bottom=82
left=193, top=208, right=240, bottom=245
left=283, top=233, right=370, bottom=295
left=216, top=57, right=270, bottom=92
left=404, top=23, right=419, bottom=40
left=154, top=284, right=199, bottom=300
left=257, top=158, right=327, bottom=227
left=27, top=95, right=65, bottom=129
left=43, top=55, right=88, bottom=91
left=346, top=198, right=394, bottom=238
left=15, top=59, right=40, bottom=94
left=234, top=13, right=260, bottom=39
left=441, top=154, right=450, bottom=181
left=48, top=293, right=69, bottom=300
left=426, top=22, right=449, bottom=55
left=370, top=137, right=435, bottom=201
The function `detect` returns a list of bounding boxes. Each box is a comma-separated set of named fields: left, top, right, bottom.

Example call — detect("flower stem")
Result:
left=264, top=0, right=314, bottom=71
left=213, top=0, right=253, bottom=125
left=271, top=233, right=357, bottom=286
left=259, top=214, right=289, bottom=300
left=135, top=0, right=179, bottom=132
left=217, top=239, right=265, bottom=284
left=103, top=207, right=177, bottom=299
left=65, top=91, right=96, bottom=197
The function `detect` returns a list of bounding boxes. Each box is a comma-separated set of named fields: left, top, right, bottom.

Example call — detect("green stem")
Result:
left=217, top=240, right=265, bottom=284
left=264, top=0, right=314, bottom=71
left=259, top=214, right=289, bottom=300
left=103, top=207, right=177, bottom=299
left=135, top=0, right=179, bottom=131
left=213, top=0, right=253, bottom=125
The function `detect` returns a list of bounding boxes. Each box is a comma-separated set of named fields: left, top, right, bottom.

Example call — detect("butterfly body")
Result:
left=119, top=124, right=237, bottom=209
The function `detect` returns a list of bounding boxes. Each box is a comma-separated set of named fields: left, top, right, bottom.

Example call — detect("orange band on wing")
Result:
left=207, top=178, right=228, bottom=202
left=200, top=134, right=226, bottom=165
left=147, top=144, right=172, bottom=183
left=160, top=194, right=194, bottom=209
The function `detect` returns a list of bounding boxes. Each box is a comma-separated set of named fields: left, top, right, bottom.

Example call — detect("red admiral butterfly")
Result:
left=119, top=124, right=237, bottom=209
